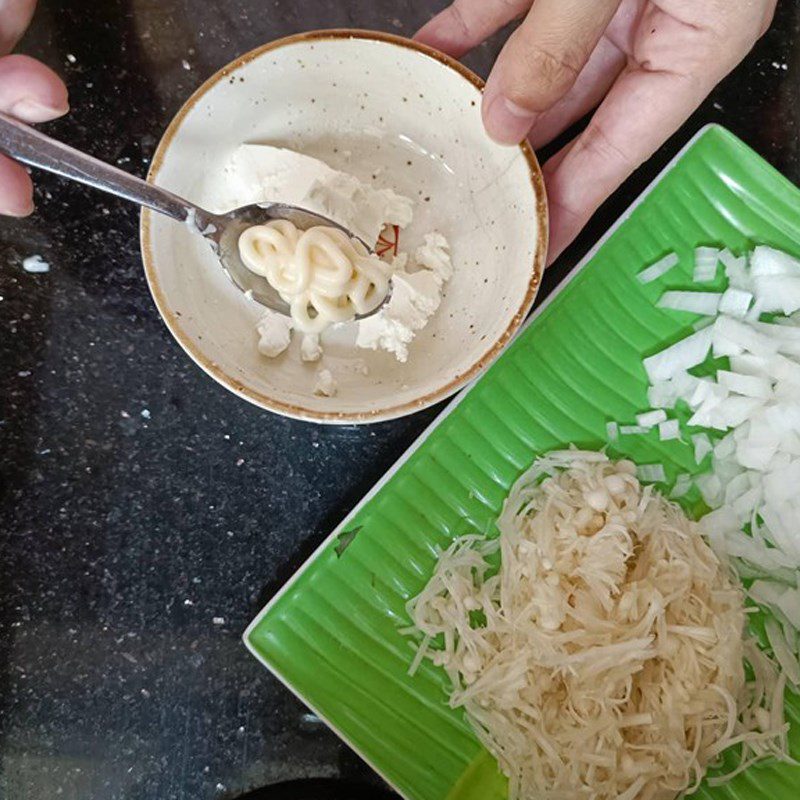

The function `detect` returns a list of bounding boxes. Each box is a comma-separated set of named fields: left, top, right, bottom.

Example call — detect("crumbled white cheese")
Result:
left=357, top=312, right=417, bottom=362
left=415, top=233, right=453, bottom=284
left=223, top=144, right=413, bottom=246
left=306, top=173, right=413, bottom=246
left=357, top=266, right=445, bottom=362
left=300, top=333, right=322, bottom=362
left=314, top=368, right=337, bottom=397
left=376, top=188, right=414, bottom=228
left=22, top=255, right=50, bottom=273
left=256, top=310, right=292, bottom=357
left=357, top=235, right=453, bottom=362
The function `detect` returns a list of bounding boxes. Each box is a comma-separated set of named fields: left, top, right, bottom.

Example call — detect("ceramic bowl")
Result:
left=141, top=29, right=547, bottom=424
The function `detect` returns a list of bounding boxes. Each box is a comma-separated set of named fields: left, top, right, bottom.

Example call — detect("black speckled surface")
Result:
left=1, top=2, right=799, bottom=798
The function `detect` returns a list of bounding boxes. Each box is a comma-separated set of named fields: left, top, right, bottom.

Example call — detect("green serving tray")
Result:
left=245, top=125, right=800, bottom=799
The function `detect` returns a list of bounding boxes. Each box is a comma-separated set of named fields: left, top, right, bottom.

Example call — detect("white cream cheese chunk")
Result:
left=306, top=173, right=413, bottom=246
left=300, top=333, right=322, bottom=362
left=223, top=144, right=412, bottom=246
left=416, top=233, right=453, bottom=283
left=357, top=234, right=452, bottom=363
left=256, top=310, right=292, bottom=358
left=313, top=368, right=337, bottom=397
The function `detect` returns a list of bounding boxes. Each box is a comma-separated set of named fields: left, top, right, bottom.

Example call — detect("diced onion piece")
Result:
left=637, top=252, right=679, bottom=284
left=692, top=433, right=713, bottom=463
left=720, top=250, right=751, bottom=290
left=643, top=326, right=714, bottom=382
left=693, top=246, right=720, bottom=282
left=719, top=287, right=753, bottom=318
left=658, top=291, right=721, bottom=315
left=670, top=472, right=692, bottom=497
left=750, top=245, right=800, bottom=278
left=752, top=276, right=800, bottom=315
left=637, top=463, right=666, bottom=483
left=717, top=370, right=772, bottom=399
left=697, top=472, right=723, bottom=505
left=659, top=419, right=680, bottom=441
left=636, top=409, right=667, bottom=428
left=706, top=396, right=765, bottom=428
left=729, top=354, right=770, bottom=377
left=620, top=424, right=648, bottom=435
left=713, top=316, right=780, bottom=358
left=606, top=421, right=619, bottom=441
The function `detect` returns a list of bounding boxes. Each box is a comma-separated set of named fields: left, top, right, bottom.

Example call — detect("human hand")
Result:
left=0, top=0, right=68, bottom=216
left=416, top=0, right=776, bottom=263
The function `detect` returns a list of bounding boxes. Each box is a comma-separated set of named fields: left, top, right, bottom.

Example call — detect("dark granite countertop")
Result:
left=1, top=2, right=799, bottom=798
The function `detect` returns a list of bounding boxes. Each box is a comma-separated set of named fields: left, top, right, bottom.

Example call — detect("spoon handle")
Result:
left=0, top=111, right=210, bottom=225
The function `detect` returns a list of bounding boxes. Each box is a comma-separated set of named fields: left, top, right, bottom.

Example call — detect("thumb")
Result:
left=482, top=0, right=621, bottom=145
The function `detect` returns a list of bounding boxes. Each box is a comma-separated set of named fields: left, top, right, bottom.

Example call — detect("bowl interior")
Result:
left=142, top=32, right=544, bottom=422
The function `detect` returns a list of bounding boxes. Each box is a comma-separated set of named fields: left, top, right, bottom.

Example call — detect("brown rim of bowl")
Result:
left=140, top=28, right=548, bottom=424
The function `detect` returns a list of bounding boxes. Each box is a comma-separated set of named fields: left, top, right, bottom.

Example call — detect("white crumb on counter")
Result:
left=22, top=255, right=50, bottom=274
left=300, top=333, right=322, bottom=362
left=256, top=310, right=292, bottom=357
left=314, top=368, right=337, bottom=397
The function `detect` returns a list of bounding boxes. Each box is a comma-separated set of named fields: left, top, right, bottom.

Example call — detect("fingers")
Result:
left=0, top=54, right=68, bottom=121
left=527, top=35, right=625, bottom=150
left=543, top=66, right=710, bottom=264
left=0, top=54, right=68, bottom=216
left=0, top=152, right=33, bottom=216
left=415, top=0, right=530, bottom=59
left=0, top=0, right=36, bottom=55
left=482, top=0, right=623, bottom=144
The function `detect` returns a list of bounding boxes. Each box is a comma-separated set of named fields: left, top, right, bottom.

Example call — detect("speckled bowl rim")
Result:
left=140, top=28, right=548, bottom=424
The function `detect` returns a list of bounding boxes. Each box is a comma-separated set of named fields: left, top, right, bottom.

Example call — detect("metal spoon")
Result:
left=0, top=111, right=387, bottom=319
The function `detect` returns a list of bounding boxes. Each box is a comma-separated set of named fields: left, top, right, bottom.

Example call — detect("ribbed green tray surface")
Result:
left=246, top=126, right=800, bottom=799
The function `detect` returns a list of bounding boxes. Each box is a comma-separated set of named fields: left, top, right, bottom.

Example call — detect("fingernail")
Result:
left=1, top=197, right=34, bottom=217
left=483, top=94, right=538, bottom=146
left=10, top=98, right=69, bottom=123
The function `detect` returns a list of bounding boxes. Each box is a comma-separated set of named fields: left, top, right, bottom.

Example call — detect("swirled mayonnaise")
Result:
left=238, top=220, right=392, bottom=334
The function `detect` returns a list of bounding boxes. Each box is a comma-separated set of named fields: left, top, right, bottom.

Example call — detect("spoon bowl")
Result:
left=203, top=202, right=385, bottom=318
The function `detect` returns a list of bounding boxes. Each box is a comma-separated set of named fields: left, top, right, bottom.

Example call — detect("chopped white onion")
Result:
left=643, top=326, right=714, bottom=382
left=670, top=472, right=692, bottom=498
left=636, top=409, right=667, bottom=428
left=693, top=433, right=713, bottom=463
left=750, top=245, right=800, bottom=278
left=637, top=252, right=679, bottom=284
left=659, top=419, right=681, bottom=441
left=638, top=243, right=800, bottom=676
left=717, top=370, right=772, bottom=399
left=693, top=247, right=720, bottom=283
left=752, top=276, right=800, bottom=315
left=620, top=424, right=648, bottom=435
left=658, top=291, right=721, bottom=315
left=719, top=288, right=753, bottom=318
left=637, top=463, right=666, bottom=483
